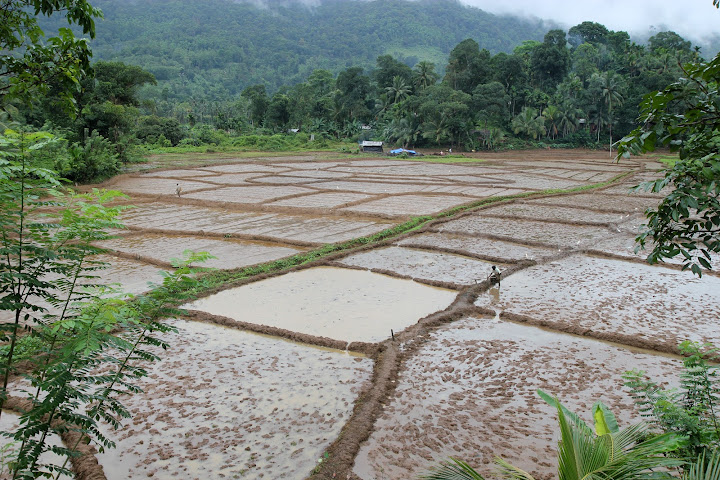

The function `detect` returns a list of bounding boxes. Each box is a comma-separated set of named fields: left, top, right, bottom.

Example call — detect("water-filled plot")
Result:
left=0, top=412, right=71, bottom=479
left=339, top=246, right=496, bottom=287
left=396, top=232, right=560, bottom=263
left=482, top=203, right=628, bottom=224
left=526, top=192, right=658, bottom=213
left=107, top=177, right=216, bottom=195
left=120, top=202, right=392, bottom=244
left=340, top=194, right=474, bottom=217
left=353, top=318, right=682, bottom=480
left=185, top=267, right=457, bottom=343
left=97, top=319, right=373, bottom=480
left=98, top=233, right=304, bottom=270
left=438, top=215, right=614, bottom=248
left=475, top=254, right=720, bottom=347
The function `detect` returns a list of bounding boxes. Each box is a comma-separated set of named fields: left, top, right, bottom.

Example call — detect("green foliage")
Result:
left=54, top=130, right=119, bottom=182
left=617, top=52, right=720, bottom=275
left=623, top=342, right=720, bottom=463
left=1, top=0, right=100, bottom=111
left=134, top=115, right=184, bottom=146
left=512, top=107, right=546, bottom=140
left=0, top=128, right=210, bottom=477
left=420, top=393, right=684, bottom=480
left=63, top=0, right=548, bottom=100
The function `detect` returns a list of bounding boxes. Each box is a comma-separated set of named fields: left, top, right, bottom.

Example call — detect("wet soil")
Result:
left=98, top=233, right=304, bottom=270
left=396, top=232, right=560, bottom=264
left=97, top=319, right=373, bottom=480
left=338, top=246, right=498, bottom=287
left=353, top=318, right=683, bottom=480
left=185, top=267, right=457, bottom=343
left=41, top=149, right=718, bottom=480
left=475, top=255, right=720, bottom=349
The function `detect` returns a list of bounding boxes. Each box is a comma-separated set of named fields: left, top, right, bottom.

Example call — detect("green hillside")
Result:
left=53, top=0, right=551, bottom=101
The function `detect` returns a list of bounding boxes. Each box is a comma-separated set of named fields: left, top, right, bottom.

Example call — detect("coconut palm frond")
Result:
left=592, top=401, right=620, bottom=435
left=494, top=457, right=536, bottom=480
left=683, top=449, right=720, bottom=480
left=419, top=457, right=486, bottom=480
left=538, top=389, right=593, bottom=435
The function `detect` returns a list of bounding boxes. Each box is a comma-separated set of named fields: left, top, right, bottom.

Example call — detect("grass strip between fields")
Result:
left=154, top=170, right=635, bottom=308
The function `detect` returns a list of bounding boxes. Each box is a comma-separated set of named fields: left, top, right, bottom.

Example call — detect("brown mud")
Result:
left=45, top=149, right=718, bottom=480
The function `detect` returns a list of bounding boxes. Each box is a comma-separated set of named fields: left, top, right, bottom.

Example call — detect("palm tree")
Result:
left=557, top=102, right=582, bottom=137
left=542, top=105, right=562, bottom=140
left=386, top=76, right=412, bottom=105
left=420, top=394, right=684, bottom=480
left=413, top=61, right=440, bottom=91
left=599, top=72, right=625, bottom=152
left=511, top=107, right=546, bottom=140
left=383, top=117, right=420, bottom=149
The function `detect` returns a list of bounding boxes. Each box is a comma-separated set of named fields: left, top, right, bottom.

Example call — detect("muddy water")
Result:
left=475, top=254, right=720, bottom=347
left=185, top=267, right=457, bottom=343
left=353, top=317, right=683, bottom=480
left=527, top=193, right=657, bottom=213
left=339, top=246, right=497, bottom=286
left=267, top=192, right=373, bottom=209
left=340, top=194, right=474, bottom=217
left=397, top=232, right=558, bottom=263
left=120, top=202, right=392, bottom=244
left=97, top=319, right=373, bottom=480
left=483, top=203, right=630, bottom=224
left=98, top=234, right=303, bottom=270
left=439, top=215, right=613, bottom=248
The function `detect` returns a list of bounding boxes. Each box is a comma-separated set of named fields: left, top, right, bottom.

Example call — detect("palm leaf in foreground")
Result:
left=420, top=457, right=486, bottom=480
left=683, top=449, right=720, bottom=480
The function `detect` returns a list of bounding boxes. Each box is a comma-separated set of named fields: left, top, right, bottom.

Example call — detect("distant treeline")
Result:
left=19, top=2, right=703, bottom=181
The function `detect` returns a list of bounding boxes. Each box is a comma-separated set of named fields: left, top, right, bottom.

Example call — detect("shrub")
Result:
left=55, top=131, right=120, bottom=183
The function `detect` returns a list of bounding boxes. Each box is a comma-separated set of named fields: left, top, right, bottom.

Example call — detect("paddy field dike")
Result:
left=5, top=149, right=718, bottom=480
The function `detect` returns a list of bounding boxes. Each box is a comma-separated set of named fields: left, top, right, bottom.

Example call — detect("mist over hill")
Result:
left=57, top=0, right=553, bottom=100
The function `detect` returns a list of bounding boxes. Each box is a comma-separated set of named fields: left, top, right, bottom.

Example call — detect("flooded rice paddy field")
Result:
left=352, top=318, right=683, bottom=480
left=20, top=149, right=718, bottom=479
left=96, top=319, right=372, bottom=480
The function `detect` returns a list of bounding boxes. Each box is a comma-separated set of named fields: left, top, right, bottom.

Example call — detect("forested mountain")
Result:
left=43, top=0, right=552, bottom=100
left=20, top=0, right=704, bottom=170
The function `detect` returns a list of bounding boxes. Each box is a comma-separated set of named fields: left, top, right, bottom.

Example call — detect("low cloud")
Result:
left=459, top=0, right=720, bottom=45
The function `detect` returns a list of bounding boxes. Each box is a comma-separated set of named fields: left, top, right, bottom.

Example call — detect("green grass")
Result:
left=656, top=156, right=678, bottom=167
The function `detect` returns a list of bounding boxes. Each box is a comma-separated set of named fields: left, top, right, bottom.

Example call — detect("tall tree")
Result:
left=444, top=39, right=491, bottom=94
left=412, top=61, right=439, bottom=91
left=618, top=51, right=720, bottom=275
left=79, top=61, right=157, bottom=142
left=241, top=84, right=269, bottom=127
left=374, top=55, right=412, bottom=91
left=335, top=67, right=372, bottom=125
left=568, top=21, right=610, bottom=47
left=0, top=0, right=101, bottom=111
left=530, top=29, right=571, bottom=91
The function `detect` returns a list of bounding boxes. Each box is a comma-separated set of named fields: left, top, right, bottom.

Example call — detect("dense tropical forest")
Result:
left=2, top=0, right=709, bottom=183
left=44, top=0, right=554, bottom=98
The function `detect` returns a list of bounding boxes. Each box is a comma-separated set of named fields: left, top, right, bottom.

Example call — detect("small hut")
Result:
left=360, top=141, right=384, bottom=153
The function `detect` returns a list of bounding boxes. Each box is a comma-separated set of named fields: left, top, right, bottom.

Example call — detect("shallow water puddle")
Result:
left=353, top=317, right=682, bottom=480
left=98, top=234, right=303, bottom=270
left=97, top=319, right=373, bottom=480
left=339, top=246, right=496, bottom=286
left=397, top=232, right=558, bottom=262
left=185, top=267, right=457, bottom=343
left=476, top=255, right=720, bottom=347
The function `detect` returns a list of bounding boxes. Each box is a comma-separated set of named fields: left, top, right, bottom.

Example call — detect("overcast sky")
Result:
left=459, top=0, right=720, bottom=43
